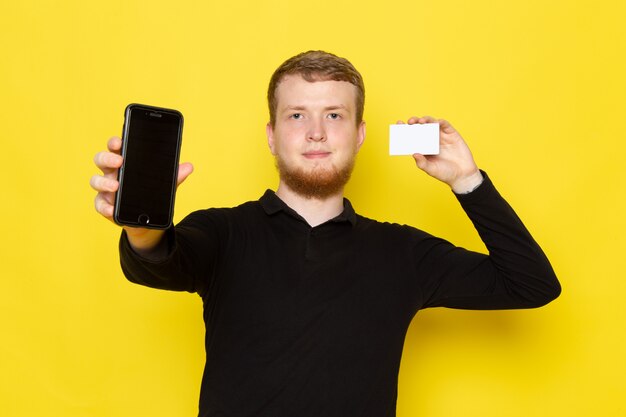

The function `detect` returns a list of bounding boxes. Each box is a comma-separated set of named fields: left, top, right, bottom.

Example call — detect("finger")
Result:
left=438, top=119, right=456, bottom=134
left=176, top=162, right=194, bottom=187
left=396, top=120, right=405, bottom=124
left=93, top=151, right=123, bottom=171
left=412, top=153, right=433, bottom=173
left=408, top=116, right=436, bottom=125
left=107, top=136, right=122, bottom=154
left=89, top=174, right=119, bottom=192
left=94, top=193, right=115, bottom=219
left=418, top=115, right=437, bottom=124
left=102, top=189, right=115, bottom=205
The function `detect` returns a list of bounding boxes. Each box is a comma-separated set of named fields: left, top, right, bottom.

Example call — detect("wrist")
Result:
left=451, top=170, right=484, bottom=194
left=124, top=228, right=167, bottom=257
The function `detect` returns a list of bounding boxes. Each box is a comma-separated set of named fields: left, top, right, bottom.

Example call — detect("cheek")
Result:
left=272, top=134, right=297, bottom=155
left=331, top=125, right=359, bottom=146
left=276, top=124, right=304, bottom=140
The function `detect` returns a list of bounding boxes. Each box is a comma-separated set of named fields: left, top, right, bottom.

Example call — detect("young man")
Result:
left=91, top=50, right=560, bottom=417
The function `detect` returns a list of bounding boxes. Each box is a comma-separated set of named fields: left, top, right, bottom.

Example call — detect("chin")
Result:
left=276, top=157, right=355, bottom=199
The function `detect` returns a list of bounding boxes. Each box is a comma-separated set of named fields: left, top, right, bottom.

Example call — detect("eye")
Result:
left=328, top=113, right=340, bottom=119
left=290, top=113, right=302, bottom=120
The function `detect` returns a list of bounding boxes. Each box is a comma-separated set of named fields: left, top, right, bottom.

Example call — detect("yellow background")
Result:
left=1, top=0, right=624, bottom=415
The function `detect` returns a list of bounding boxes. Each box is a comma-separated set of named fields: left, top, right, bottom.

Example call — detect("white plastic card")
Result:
left=389, top=123, right=440, bottom=155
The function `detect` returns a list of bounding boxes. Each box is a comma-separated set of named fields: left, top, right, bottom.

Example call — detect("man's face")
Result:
left=266, top=74, right=366, bottom=199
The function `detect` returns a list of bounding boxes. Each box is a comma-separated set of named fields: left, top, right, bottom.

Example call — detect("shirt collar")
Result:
left=260, top=189, right=357, bottom=226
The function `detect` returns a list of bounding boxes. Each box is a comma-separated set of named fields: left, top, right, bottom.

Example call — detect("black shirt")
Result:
left=119, top=172, right=560, bottom=417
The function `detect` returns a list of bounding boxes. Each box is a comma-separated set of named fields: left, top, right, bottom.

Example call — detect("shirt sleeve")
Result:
left=415, top=171, right=561, bottom=310
left=118, top=210, right=222, bottom=297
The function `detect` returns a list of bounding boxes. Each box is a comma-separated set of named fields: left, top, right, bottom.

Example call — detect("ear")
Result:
left=356, top=120, right=366, bottom=151
left=266, top=122, right=277, bottom=155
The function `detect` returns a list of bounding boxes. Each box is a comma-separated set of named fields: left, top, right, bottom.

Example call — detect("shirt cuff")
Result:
left=453, top=170, right=494, bottom=203
left=119, top=226, right=177, bottom=264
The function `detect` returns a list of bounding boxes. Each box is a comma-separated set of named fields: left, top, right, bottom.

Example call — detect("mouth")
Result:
left=302, top=150, right=331, bottom=159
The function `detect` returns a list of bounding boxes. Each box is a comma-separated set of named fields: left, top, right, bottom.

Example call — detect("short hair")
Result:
left=267, top=50, right=365, bottom=127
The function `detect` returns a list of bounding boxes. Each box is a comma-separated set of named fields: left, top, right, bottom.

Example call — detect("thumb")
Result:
left=176, top=162, right=194, bottom=187
left=412, top=153, right=429, bottom=171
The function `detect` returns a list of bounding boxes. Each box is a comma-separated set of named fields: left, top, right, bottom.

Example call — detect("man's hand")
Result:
left=89, top=136, right=194, bottom=253
left=397, top=116, right=483, bottom=194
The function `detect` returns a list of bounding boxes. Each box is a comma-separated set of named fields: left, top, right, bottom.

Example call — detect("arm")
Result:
left=401, top=116, right=560, bottom=309
left=117, top=211, right=219, bottom=295
left=415, top=172, right=561, bottom=309
left=91, top=136, right=202, bottom=291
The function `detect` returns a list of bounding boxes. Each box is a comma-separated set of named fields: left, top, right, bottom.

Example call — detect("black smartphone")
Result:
left=114, top=103, right=184, bottom=229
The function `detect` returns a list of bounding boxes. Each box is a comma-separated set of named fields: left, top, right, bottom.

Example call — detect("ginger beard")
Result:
left=274, top=152, right=356, bottom=199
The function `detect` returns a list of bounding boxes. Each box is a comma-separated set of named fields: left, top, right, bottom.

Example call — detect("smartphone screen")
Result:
left=114, top=104, right=183, bottom=229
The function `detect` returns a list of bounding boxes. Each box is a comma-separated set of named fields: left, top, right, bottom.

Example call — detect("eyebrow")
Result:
left=284, top=104, right=348, bottom=111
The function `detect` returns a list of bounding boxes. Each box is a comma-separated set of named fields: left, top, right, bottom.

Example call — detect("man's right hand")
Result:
left=89, top=136, right=194, bottom=254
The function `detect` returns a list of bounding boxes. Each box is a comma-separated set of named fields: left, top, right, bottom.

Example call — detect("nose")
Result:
left=307, top=119, right=326, bottom=142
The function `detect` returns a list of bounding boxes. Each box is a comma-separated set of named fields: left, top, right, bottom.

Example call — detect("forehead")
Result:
left=275, top=75, right=357, bottom=111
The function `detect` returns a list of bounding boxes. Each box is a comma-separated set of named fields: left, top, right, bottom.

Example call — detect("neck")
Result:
left=275, top=182, right=345, bottom=227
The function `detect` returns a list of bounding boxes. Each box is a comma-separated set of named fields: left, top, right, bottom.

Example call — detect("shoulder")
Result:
left=176, top=199, right=264, bottom=231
